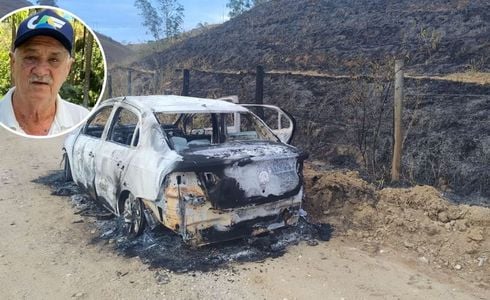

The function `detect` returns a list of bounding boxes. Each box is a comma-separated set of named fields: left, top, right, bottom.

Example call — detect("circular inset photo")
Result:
left=0, top=5, right=107, bottom=138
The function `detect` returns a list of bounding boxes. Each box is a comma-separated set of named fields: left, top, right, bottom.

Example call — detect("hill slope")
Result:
left=138, top=0, right=489, bottom=75
left=125, top=0, right=489, bottom=199
left=0, top=0, right=31, bottom=14
left=95, top=33, right=133, bottom=65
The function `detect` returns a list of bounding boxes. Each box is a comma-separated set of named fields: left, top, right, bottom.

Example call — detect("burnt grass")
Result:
left=128, top=69, right=490, bottom=201
left=113, top=0, right=489, bottom=200
left=34, top=171, right=333, bottom=273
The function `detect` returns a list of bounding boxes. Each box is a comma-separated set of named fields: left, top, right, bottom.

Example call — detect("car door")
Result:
left=72, top=105, right=114, bottom=198
left=94, top=105, right=141, bottom=210
left=241, top=104, right=296, bottom=144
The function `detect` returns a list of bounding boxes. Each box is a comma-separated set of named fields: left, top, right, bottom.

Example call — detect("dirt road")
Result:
left=0, top=128, right=487, bottom=299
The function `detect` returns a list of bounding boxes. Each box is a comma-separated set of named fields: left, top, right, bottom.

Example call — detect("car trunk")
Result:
left=174, top=141, right=306, bottom=209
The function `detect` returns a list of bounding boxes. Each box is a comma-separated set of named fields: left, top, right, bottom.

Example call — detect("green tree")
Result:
left=162, top=0, right=184, bottom=39
left=227, top=0, right=251, bottom=18
left=0, top=33, right=10, bottom=95
left=83, top=32, right=94, bottom=107
left=227, top=0, right=268, bottom=18
left=134, top=0, right=160, bottom=40
left=134, top=0, right=184, bottom=40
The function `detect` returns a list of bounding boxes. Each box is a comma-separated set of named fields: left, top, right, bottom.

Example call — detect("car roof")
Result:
left=111, top=95, right=250, bottom=113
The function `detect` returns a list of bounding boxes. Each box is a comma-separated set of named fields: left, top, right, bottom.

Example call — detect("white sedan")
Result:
left=63, top=95, right=306, bottom=245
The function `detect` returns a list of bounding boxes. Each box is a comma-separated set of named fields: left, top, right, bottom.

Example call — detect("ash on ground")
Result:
left=34, top=171, right=332, bottom=273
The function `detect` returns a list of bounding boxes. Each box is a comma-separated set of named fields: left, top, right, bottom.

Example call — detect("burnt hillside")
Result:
left=123, top=0, right=489, bottom=199
left=138, top=0, right=489, bottom=75
left=3, top=1, right=485, bottom=198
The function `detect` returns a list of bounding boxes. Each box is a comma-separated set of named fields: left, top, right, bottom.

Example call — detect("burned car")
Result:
left=63, top=95, right=306, bottom=245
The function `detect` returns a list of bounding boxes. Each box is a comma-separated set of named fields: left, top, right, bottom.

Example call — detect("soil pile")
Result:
left=303, top=163, right=490, bottom=288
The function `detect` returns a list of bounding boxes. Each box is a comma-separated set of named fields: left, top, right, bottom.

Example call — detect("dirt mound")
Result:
left=303, top=165, right=377, bottom=232
left=303, top=163, right=490, bottom=289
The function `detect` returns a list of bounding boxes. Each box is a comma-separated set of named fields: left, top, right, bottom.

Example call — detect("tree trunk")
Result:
left=10, top=15, right=17, bottom=86
left=82, top=33, right=93, bottom=108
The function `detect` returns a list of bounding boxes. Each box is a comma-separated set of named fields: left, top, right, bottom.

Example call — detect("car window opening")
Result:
left=108, top=107, right=140, bottom=147
left=83, top=105, right=113, bottom=138
left=154, top=112, right=278, bottom=152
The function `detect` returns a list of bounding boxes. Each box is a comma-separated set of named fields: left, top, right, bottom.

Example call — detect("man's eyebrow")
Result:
left=19, top=48, right=66, bottom=56
left=48, top=51, right=65, bottom=56
left=19, top=48, right=40, bottom=54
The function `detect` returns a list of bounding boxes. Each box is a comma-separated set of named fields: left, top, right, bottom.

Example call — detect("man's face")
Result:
left=10, top=35, right=72, bottom=102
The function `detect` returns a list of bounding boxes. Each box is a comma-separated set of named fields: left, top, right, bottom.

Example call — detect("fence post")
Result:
left=127, top=69, right=132, bottom=95
left=182, top=69, right=190, bottom=96
left=107, top=74, right=112, bottom=98
left=255, top=65, right=265, bottom=119
left=153, top=71, right=158, bottom=94
left=391, top=59, right=404, bottom=182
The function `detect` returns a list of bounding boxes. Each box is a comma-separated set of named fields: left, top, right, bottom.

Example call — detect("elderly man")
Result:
left=0, top=9, right=89, bottom=136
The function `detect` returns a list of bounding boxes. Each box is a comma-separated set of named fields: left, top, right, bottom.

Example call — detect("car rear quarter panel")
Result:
left=120, top=147, right=181, bottom=202
left=117, top=119, right=182, bottom=209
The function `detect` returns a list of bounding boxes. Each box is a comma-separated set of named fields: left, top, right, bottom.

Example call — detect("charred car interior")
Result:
left=64, top=95, right=306, bottom=246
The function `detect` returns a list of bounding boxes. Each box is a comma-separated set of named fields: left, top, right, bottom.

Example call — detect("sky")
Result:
left=36, top=0, right=231, bottom=44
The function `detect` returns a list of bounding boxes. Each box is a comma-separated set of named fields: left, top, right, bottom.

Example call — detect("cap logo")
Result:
left=27, top=15, right=66, bottom=30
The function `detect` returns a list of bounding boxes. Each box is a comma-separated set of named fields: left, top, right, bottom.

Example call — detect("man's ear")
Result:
left=9, top=51, right=15, bottom=68
left=68, top=56, right=75, bottom=73
left=64, top=56, right=74, bottom=76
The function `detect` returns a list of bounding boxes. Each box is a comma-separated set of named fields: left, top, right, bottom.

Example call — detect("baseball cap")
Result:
left=14, top=9, right=73, bottom=53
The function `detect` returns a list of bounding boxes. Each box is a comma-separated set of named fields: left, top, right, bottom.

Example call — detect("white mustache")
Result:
left=29, top=75, right=52, bottom=85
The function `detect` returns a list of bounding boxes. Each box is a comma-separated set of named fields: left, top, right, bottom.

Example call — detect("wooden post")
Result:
left=255, top=65, right=265, bottom=119
left=391, top=59, right=404, bottom=182
left=127, top=69, right=132, bottom=95
left=107, top=74, right=112, bottom=98
left=182, top=69, right=190, bottom=96
left=153, top=71, right=158, bottom=94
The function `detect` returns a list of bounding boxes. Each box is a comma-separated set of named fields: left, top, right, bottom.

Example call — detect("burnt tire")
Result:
left=63, top=153, right=73, bottom=182
left=122, top=194, right=145, bottom=238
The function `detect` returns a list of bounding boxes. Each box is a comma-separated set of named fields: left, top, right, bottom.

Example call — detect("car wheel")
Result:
left=63, top=153, right=73, bottom=182
left=122, top=194, right=145, bottom=238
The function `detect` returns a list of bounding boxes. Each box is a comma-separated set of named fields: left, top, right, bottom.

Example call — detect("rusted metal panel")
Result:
left=157, top=172, right=303, bottom=245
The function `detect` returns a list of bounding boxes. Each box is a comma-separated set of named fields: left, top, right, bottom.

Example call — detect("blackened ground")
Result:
left=34, top=171, right=332, bottom=273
